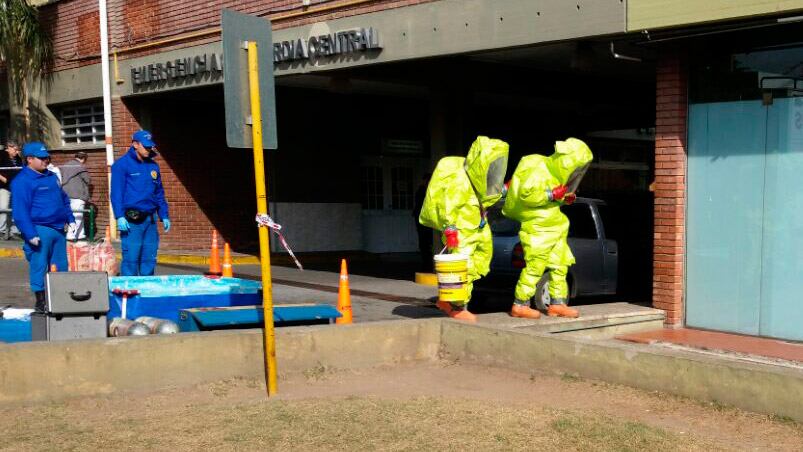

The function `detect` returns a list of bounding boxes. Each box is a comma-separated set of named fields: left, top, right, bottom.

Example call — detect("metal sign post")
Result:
left=247, top=41, right=278, bottom=397
left=222, top=9, right=279, bottom=396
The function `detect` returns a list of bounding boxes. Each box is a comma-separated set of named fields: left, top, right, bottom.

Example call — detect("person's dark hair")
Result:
left=75, top=151, right=88, bottom=160
left=4, top=140, right=19, bottom=149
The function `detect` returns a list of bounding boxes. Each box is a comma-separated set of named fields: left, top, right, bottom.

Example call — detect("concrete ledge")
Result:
left=0, top=248, right=23, bottom=258
left=0, top=247, right=261, bottom=264
left=156, top=253, right=260, bottom=265
left=0, top=319, right=441, bottom=404
left=2, top=316, right=801, bottom=423
left=440, top=321, right=803, bottom=422
left=415, top=272, right=438, bottom=286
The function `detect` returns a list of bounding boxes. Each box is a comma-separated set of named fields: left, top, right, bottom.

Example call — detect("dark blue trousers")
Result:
left=120, top=215, right=159, bottom=276
left=23, top=225, right=68, bottom=292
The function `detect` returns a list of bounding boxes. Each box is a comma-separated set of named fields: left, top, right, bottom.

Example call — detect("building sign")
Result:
left=273, top=28, right=381, bottom=64
left=131, top=53, right=223, bottom=88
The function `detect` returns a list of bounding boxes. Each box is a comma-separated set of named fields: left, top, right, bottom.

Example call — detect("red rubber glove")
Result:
left=444, top=226, right=459, bottom=250
left=550, top=185, right=567, bottom=201
left=564, top=192, right=576, bottom=205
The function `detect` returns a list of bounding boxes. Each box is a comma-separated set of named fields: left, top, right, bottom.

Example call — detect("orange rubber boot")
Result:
left=510, top=304, right=541, bottom=319
left=547, top=304, right=579, bottom=318
left=448, top=305, right=477, bottom=323
left=436, top=300, right=453, bottom=314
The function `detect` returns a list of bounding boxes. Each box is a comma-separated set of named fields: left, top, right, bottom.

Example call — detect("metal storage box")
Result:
left=30, top=313, right=107, bottom=341
left=46, top=272, right=109, bottom=314
left=31, top=271, right=110, bottom=341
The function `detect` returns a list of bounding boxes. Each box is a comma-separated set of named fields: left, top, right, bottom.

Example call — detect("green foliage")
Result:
left=0, top=0, right=53, bottom=103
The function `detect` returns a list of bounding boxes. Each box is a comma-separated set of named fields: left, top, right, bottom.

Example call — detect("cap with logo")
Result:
left=132, top=130, right=156, bottom=148
left=22, top=142, right=50, bottom=159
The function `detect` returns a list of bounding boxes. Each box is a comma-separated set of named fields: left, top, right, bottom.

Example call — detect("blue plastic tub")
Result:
left=108, top=275, right=262, bottom=322
left=0, top=319, right=31, bottom=343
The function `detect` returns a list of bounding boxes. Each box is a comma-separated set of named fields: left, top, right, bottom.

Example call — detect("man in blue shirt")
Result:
left=111, top=130, right=171, bottom=276
left=11, top=142, right=75, bottom=312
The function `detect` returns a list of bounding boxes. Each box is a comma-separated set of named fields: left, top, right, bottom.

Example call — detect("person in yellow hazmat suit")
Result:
left=502, top=138, right=593, bottom=319
left=419, top=136, right=509, bottom=322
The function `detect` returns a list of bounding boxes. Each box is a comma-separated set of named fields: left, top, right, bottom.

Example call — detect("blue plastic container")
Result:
left=108, top=275, right=262, bottom=323
left=0, top=319, right=31, bottom=343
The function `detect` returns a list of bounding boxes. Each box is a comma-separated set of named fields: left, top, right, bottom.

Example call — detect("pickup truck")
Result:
left=480, top=197, right=618, bottom=310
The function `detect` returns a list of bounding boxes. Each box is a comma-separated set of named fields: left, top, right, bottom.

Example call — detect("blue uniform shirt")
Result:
left=10, top=166, right=74, bottom=241
left=110, top=147, right=169, bottom=221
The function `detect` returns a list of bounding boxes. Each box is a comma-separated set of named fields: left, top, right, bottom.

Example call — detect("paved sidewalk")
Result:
left=0, top=257, right=442, bottom=323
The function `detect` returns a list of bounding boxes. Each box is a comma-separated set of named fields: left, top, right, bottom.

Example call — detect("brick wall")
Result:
left=108, top=0, right=439, bottom=48
left=37, top=0, right=441, bottom=251
left=40, top=0, right=103, bottom=71
left=48, top=149, right=109, bottom=240
left=42, top=0, right=442, bottom=69
left=101, top=93, right=258, bottom=251
left=653, top=52, right=688, bottom=327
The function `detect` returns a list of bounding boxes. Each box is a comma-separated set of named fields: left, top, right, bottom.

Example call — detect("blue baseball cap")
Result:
left=22, top=142, right=50, bottom=159
left=132, top=130, right=156, bottom=148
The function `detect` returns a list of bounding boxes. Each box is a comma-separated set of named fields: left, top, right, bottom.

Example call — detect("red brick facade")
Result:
left=40, top=0, right=103, bottom=71
left=36, top=0, right=442, bottom=251
left=48, top=148, right=109, bottom=239
left=653, top=52, right=687, bottom=326
left=43, top=0, right=441, bottom=71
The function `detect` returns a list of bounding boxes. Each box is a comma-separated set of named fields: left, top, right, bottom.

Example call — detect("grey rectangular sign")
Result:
left=222, top=9, right=278, bottom=149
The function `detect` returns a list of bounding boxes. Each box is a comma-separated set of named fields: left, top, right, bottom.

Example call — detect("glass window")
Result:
left=563, top=203, right=598, bottom=239
left=60, top=103, right=104, bottom=146
left=595, top=204, right=617, bottom=240
left=691, top=44, right=803, bottom=104
left=390, top=167, right=413, bottom=210
left=361, top=166, right=383, bottom=210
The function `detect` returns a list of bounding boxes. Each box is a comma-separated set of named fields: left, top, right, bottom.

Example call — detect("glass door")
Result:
left=686, top=101, right=766, bottom=335
left=360, top=156, right=419, bottom=253
left=759, top=97, right=803, bottom=340
left=686, top=43, right=803, bottom=340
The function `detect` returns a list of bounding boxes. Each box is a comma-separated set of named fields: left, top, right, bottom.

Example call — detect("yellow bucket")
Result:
left=433, top=253, right=469, bottom=303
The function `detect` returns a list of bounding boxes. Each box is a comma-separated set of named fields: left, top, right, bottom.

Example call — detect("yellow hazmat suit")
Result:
left=419, top=136, right=509, bottom=308
left=502, top=138, right=593, bottom=304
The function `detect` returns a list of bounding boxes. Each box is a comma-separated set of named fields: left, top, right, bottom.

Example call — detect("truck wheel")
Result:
left=532, top=272, right=551, bottom=312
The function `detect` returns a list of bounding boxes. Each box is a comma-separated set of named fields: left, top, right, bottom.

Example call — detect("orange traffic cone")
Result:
left=222, top=242, right=233, bottom=277
left=205, top=230, right=222, bottom=276
left=336, top=259, right=353, bottom=324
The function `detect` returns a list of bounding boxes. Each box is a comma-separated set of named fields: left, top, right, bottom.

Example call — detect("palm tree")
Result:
left=0, top=0, right=53, bottom=141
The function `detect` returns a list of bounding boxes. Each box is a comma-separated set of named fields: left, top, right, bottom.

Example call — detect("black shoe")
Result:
left=34, top=291, right=47, bottom=313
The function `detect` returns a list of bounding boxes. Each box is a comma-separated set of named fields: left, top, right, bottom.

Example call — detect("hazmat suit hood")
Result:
left=547, top=138, right=593, bottom=189
left=464, top=136, right=509, bottom=208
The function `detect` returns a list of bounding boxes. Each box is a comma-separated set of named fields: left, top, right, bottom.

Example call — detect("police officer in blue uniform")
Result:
left=111, top=130, right=171, bottom=276
left=11, top=142, right=75, bottom=312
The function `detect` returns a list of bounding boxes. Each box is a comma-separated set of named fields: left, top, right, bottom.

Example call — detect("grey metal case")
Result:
left=45, top=272, right=109, bottom=314
left=30, top=313, right=108, bottom=341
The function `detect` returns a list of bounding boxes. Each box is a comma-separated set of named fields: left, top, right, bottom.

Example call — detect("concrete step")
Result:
left=476, top=302, right=665, bottom=339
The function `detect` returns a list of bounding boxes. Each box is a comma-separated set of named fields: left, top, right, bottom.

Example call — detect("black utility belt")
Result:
left=124, top=209, right=154, bottom=224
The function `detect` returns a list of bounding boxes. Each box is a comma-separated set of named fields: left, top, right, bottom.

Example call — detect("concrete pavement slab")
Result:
left=0, top=258, right=444, bottom=323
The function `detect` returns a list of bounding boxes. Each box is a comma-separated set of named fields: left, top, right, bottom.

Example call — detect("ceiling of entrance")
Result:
left=276, top=38, right=656, bottom=127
